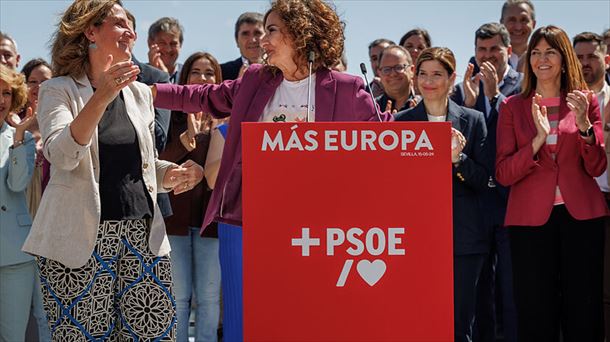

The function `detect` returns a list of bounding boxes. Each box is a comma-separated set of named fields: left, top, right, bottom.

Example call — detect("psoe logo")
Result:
left=261, top=125, right=433, bottom=152
left=291, top=226, right=406, bottom=287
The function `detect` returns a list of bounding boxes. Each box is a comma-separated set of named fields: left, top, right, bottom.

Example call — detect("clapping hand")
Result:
left=462, top=63, right=480, bottom=108
left=7, top=106, right=36, bottom=144
left=566, top=90, right=592, bottom=132
left=385, top=99, right=397, bottom=114
left=478, top=61, right=499, bottom=100
left=451, top=128, right=466, bottom=163
left=531, top=93, right=550, bottom=138
left=186, top=112, right=204, bottom=140
left=148, top=44, right=168, bottom=73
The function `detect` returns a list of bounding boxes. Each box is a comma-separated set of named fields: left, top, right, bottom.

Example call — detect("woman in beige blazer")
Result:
left=21, top=0, right=202, bottom=340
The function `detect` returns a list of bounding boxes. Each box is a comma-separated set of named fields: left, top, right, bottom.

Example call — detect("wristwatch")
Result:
left=579, top=125, right=594, bottom=138
left=489, top=94, right=501, bottom=108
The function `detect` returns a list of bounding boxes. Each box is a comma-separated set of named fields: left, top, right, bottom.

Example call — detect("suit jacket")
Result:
left=22, top=75, right=176, bottom=268
left=133, top=56, right=173, bottom=217
left=495, top=93, right=609, bottom=226
left=220, top=57, right=243, bottom=81
left=155, top=63, right=390, bottom=230
left=133, top=56, right=171, bottom=151
left=394, top=100, right=490, bottom=255
left=0, top=124, right=35, bottom=267
left=451, top=67, right=522, bottom=227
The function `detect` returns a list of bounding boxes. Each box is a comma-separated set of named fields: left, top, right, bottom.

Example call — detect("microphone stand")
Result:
left=306, top=51, right=315, bottom=123
left=359, top=63, right=383, bottom=122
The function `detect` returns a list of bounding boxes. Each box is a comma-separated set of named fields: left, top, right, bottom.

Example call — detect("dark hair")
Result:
left=147, top=17, right=183, bottom=44
left=475, top=22, right=511, bottom=47
left=521, top=25, right=587, bottom=96
left=415, top=47, right=456, bottom=76
left=234, top=12, right=264, bottom=41
left=573, top=31, right=607, bottom=54
left=21, top=58, right=52, bottom=81
left=399, top=29, right=432, bottom=49
left=500, top=0, right=536, bottom=21
left=264, top=0, right=345, bottom=73
left=178, top=51, right=222, bottom=86
left=378, top=45, right=412, bottom=66
left=368, top=38, right=395, bottom=51
left=603, top=28, right=610, bottom=41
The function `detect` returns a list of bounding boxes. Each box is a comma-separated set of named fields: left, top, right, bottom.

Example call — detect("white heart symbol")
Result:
left=356, top=259, right=386, bottom=286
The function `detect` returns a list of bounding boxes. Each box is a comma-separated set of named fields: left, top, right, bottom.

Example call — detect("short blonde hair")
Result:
left=51, top=0, right=122, bottom=78
left=0, top=64, right=27, bottom=113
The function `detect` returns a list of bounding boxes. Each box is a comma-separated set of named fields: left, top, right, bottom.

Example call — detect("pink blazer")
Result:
left=495, top=93, right=609, bottom=226
left=155, top=64, right=388, bottom=230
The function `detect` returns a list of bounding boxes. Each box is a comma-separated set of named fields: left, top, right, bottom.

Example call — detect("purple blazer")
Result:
left=155, top=64, right=388, bottom=231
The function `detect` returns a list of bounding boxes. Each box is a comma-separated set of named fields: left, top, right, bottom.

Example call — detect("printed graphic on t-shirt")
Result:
left=262, top=75, right=316, bottom=123
left=270, top=104, right=316, bottom=122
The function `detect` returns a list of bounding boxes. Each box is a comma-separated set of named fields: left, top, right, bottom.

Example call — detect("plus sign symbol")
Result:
left=290, top=226, right=406, bottom=287
left=291, top=227, right=320, bottom=256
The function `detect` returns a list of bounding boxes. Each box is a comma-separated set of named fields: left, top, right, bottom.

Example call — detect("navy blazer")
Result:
left=220, top=57, right=243, bottom=82
left=451, top=67, right=522, bottom=227
left=133, top=56, right=173, bottom=218
left=395, top=100, right=490, bottom=255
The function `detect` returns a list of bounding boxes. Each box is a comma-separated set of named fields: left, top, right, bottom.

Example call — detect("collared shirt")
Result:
left=509, top=54, right=519, bottom=71
left=595, top=82, right=610, bottom=192
left=169, top=63, right=183, bottom=84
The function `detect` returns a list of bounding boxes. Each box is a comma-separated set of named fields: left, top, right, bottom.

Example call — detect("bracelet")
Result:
left=11, top=139, right=24, bottom=148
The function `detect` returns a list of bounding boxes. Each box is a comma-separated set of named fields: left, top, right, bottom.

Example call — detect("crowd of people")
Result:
left=0, top=0, right=609, bottom=341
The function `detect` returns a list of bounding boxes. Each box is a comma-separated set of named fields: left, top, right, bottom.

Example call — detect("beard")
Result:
left=583, top=68, right=603, bottom=86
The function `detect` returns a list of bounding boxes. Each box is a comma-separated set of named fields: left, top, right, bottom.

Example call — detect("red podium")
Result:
left=242, top=122, right=454, bottom=341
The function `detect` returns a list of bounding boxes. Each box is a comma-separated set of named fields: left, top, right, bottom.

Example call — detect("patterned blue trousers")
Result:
left=37, top=219, right=176, bottom=341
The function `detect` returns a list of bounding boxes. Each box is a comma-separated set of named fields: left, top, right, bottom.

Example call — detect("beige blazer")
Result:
left=22, top=74, right=176, bottom=268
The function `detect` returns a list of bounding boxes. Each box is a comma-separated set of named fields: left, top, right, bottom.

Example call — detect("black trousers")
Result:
left=509, top=205, right=604, bottom=342
left=604, top=200, right=610, bottom=342
left=454, top=253, right=487, bottom=342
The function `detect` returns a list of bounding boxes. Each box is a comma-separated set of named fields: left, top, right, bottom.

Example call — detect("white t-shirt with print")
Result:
left=260, top=75, right=316, bottom=123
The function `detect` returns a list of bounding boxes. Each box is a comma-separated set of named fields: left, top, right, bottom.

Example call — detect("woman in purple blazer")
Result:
left=153, top=0, right=388, bottom=339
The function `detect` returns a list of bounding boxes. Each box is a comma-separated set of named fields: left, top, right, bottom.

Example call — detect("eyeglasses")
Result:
left=379, top=64, right=409, bottom=76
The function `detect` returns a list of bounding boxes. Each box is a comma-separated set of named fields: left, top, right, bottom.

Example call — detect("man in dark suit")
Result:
left=451, top=22, right=522, bottom=342
left=220, top=12, right=264, bottom=81
left=126, top=11, right=173, bottom=218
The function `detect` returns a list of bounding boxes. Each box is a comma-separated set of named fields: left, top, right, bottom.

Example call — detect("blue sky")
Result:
left=1, top=0, right=609, bottom=81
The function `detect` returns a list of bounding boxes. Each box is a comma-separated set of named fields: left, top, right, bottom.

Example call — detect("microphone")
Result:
left=306, top=51, right=315, bottom=123
left=359, top=63, right=382, bottom=122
